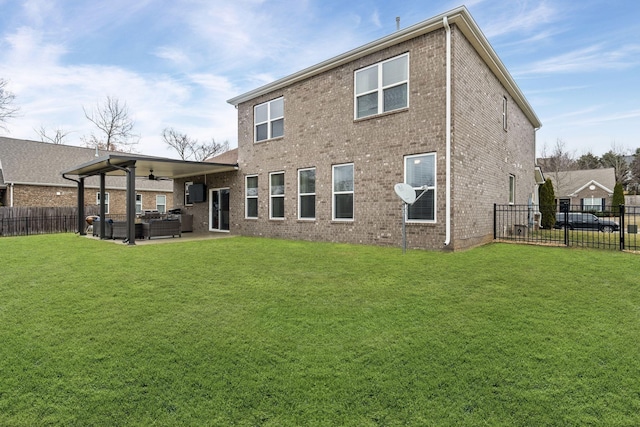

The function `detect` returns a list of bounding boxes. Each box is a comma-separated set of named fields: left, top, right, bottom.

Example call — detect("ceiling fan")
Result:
left=147, top=170, right=171, bottom=181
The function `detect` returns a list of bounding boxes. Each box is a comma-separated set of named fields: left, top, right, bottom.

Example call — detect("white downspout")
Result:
left=443, top=16, right=452, bottom=246
left=10, top=182, right=14, bottom=207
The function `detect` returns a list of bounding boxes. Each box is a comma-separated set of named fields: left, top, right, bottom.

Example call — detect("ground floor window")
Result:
left=185, top=181, right=193, bottom=206
left=96, top=192, right=109, bottom=214
left=582, top=197, right=603, bottom=212
left=156, top=195, right=166, bottom=213
left=509, top=174, right=516, bottom=204
left=246, top=175, right=258, bottom=218
left=298, top=168, right=316, bottom=220
left=136, top=194, right=142, bottom=214
left=332, top=163, right=354, bottom=220
left=270, top=172, right=285, bottom=219
left=404, top=153, right=436, bottom=222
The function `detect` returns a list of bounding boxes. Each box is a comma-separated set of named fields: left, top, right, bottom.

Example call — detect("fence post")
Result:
left=493, top=203, right=497, bottom=240
left=620, top=205, right=625, bottom=251
left=562, top=203, right=569, bottom=246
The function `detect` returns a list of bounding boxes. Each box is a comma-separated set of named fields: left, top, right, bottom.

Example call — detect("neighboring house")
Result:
left=0, top=137, right=173, bottom=214
left=172, top=6, right=542, bottom=251
left=549, top=168, right=616, bottom=211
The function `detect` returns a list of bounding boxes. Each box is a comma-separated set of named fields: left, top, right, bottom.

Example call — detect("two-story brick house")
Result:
left=174, top=6, right=541, bottom=250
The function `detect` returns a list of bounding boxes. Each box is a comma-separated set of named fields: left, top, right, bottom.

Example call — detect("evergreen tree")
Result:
left=539, top=178, right=556, bottom=229
left=612, top=182, right=625, bottom=216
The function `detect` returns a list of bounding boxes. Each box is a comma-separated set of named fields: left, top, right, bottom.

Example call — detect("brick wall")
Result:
left=9, top=184, right=172, bottom=215
left=227, top=29, right=449, bottom=249
left=572, top=187, right=612, bottom=207
left=450, top=26, right=537, bottom=249
left=176, top=25, right=537, bottom=251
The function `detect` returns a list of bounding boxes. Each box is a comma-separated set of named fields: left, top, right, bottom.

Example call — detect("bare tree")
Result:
left=35, top=125, right=70, bottom=144
left=162, top=127, right=197, bottom=160
left=539, top=139, right=576, bottom=194
left=193, top=138, right=229, bottom=161
left=163, top=127, right=229, bottom=161
left=0, top=78, right=19, bottom=131
left=82, top=96, right=138, bottom=152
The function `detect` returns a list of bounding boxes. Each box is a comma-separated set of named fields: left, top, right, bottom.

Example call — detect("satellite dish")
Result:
left=394, top=183, right=416, bottom=204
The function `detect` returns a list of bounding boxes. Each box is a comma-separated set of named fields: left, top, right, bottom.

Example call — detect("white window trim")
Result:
left=185, top=181, right=193, bottom=206
left=156, top=194, right=166, bottom=213
left=96, top=192, right=110, bottom=214
left=136, top=193, right=143, bottom=214
left=332, top=163, right=354, bottom=222
left=245, top=174, right=259, bottom=219
left=255, top=97, right=284, bottom=143
left=509, top=174, right=516, bottom=204
left=269, top=171, right=285, bottom=220
left=354, top=53, right=409, bottom=119
left=404, top=153, right=437, bottom=224
left=502, top=96, right=508, bottom=131
left=509, top=173, right=516, bottom=205
left=298, top=167, right=316, bottom=220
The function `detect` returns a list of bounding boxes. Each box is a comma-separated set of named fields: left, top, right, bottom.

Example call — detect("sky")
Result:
left=0, top=0, right=639, bottom=159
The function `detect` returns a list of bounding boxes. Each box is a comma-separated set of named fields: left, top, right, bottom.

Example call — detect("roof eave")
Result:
left=226, top=6, right=541, bottom=130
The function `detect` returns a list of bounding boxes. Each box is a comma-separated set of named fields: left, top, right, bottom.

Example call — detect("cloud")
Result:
left=570, top=109, right=640, bottom=126
left=514, top=43, right=640, bottom=76
left=480, top=1, right=559, bottom=39
left=154, top=47, right=192, bottom=67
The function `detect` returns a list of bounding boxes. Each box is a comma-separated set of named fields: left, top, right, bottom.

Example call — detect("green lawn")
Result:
left=1, top=234, right=639, bottom=426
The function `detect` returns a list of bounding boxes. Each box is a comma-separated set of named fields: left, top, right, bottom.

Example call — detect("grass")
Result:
left=1, top=234, right=639, bottom=426
left=519, top=227, right=640, bottom=251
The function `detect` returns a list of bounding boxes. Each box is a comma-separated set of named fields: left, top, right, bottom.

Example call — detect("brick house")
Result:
left=0, top=137, right=173, bottom=214
left=173, top=6, right=541, bottom=250
left=550, top=168, right=616, bottom=211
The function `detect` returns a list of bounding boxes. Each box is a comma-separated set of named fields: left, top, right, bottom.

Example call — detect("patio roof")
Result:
left=62, top=153, right=239, bottom=245
left=61, top=153, right=238, bottom=179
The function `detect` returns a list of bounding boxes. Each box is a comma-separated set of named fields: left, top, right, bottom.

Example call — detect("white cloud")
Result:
left=154, top=47, right=192, bottom=68
left=480, top=1, right=559, bottom=39
left=514, top=43, right=640, bottom=76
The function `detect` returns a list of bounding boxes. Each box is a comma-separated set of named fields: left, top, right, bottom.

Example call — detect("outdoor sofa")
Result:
left=142, top=219, right=181, bottom=239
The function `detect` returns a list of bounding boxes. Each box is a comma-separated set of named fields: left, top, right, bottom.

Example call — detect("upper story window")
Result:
left=355, top=53, right=409, bottom=119
left=502, top=96, right=508, bottom=131
left=255, top=97, right=284, bottom=142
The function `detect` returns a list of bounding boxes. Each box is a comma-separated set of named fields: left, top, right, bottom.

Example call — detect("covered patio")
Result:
left=62, top=153, right=238, bottom=245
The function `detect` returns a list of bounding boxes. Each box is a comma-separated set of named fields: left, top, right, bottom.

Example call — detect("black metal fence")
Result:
left=495, top=204, right=640, bottom=251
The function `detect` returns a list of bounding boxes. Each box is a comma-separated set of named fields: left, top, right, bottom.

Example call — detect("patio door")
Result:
left=209, top=188, right=230, bottom=232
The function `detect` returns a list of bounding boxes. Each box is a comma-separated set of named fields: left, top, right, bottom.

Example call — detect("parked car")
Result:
left=554, top=212, right=619, bottom=232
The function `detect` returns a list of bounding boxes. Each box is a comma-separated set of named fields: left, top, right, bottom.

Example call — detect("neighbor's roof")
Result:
left=227, top=6, right=541, bottom=129
left=0, top=137, right=172, bottom=191
left=553, top=168, right=616, bottom=197
left=206, top=148, right=238, bottom=165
